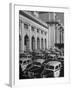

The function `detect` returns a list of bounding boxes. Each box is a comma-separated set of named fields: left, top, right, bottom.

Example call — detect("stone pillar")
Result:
left=48, top=25, right=52, bottom=48
left=63, top=31, right=64, bottom=43
left=39, top=30, right=41, bottom=50
left=19, top=20, right=22, bottom=52
left=47, top=30, right=49, bottom=49
left=55, top=27, right=57, bottom=44
left=57, top=29, right=60, bottom=43
left=21, top=22, right=25, bottom=52
left=61, top=30, right=63, bottom=44
left=46, top=30, right=48, bottom=49
left=29, top=25, right=32, bottom=51
left=54, top=25, right=56, bottom=46
left=43, top=38, right=45, bottom=50
left=48, top=25, right=51, bottom=49
left=60, top=30, right=61, bottom=44
left=62, top=31, right=64, bottom=44
left=35, top=28, right=37, bottom=50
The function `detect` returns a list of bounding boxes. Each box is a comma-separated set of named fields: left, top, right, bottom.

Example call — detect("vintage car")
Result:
left=23, top=62, right=44, bottom=79
left=48, top=53, right=57, bottom=60
left=57, top=56, right=64, bottom=66
left=20, top=59, right=32, bottom=72
left=35, top=59, right=45, bottom=64
left=20, top=52, right=32, bottom=58
left=42, top=59, right=52, bottom=66
left=57, top=55, right=64, bottom=77
left=19, top=53, right=32, bottom=71
left=41, top=61, right=62, bottom=78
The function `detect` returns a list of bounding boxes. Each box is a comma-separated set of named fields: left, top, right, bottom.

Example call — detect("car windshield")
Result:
left=26, top=62, right=41, bottom=70
left=43, top=60, right=49, bottom=64
left=33, top=62, right=41, bottom=66
left=46, top=65, right=54, bottom=70
left=30, top=66, right=40, bottom=71
left=26, top=64, right=32, bottom=69
left=49, top=66, right=54, bottom=69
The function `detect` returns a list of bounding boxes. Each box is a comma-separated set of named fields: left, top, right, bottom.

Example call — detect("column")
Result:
left=29, top=25, right=32, bottom=51
left=60, top=30, right=61, bottom=44
left=35, top=28, right=37, bottom=50
left=62, top=31, right=64, bottom=44
left=39, top=30, right=41, bottom=50
left=53, top=24, right=56, bottom=47
left=21, top=22, right=25, bottom=52
left=46, top=30, right=48, bottom=49
left=43, top=38, right=45, bottom=50
left=57, top=29, right=60, bottom=44
left=61, top=31, right=63, bottom=44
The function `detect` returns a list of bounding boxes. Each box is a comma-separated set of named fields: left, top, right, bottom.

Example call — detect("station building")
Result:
left=19, top=11, right=64, bottom=53
left=19, top=11, right=49, bottom=52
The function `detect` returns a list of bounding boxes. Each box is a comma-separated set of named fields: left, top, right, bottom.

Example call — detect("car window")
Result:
left=27, top=60, right=31, bottom=63
left=55, top=66, right=59, bottom=69
left=49, top=66, right=54, bottom=69
left=25, top=64, right=32, bottom=70
left=45, top=65, right=49, bottom=69
left=33, top=62, right=41, bottom=66
left=59, top=64, right=61, bottom=68
left=27, top=56, right=30, bottom=58
left=27, top=60, right=30, bottom=63
left=24, top=56, right=27, bottom=58
left=19, top=60, right=22, bottom=64
left=23, top=61, right=27, bottom=64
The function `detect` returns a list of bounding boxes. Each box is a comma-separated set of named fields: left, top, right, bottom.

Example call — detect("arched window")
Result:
left=37, top=37, right=40, bottom=50
left=19, top=35, right=21, bottom=52
left=32, top=36, right=35, bottom=50
left=45, top=39, right=47, bottom=49
left=24, top=35, right=29, bottom=51
left=41, top=38, right=43, bottom=50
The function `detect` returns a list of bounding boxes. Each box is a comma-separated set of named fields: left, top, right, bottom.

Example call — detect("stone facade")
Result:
left=19, top=11, right=48, bottom=52
left=19, top=11, right=64, bottom=53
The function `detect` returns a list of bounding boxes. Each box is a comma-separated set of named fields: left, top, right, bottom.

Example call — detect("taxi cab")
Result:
left=41, top=61, right=62, bottom=78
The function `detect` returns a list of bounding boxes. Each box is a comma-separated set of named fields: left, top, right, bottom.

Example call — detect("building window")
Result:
left=19, top=35, right=21, bottom=52
left=45, top=39, right=47, bottom=49
left=41, top=38, right=44, bottom=49
left=31, top=26, right=35, bottom=31
left=24, top=23, right=28, bottom=29
left=24, top=35, right=29, bottom=51
left=41, top=30, right=43, bottom=34
left=45, top=32, right=47, bottom=35
left=37, top=29, right=39, bottom=33
left=37, top=37, right=40, bottom=50
left=32, top=36, right=35, bottom=50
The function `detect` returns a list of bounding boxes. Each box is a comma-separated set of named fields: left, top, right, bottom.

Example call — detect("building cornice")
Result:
left=19, top=10, right=48, bottom=29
